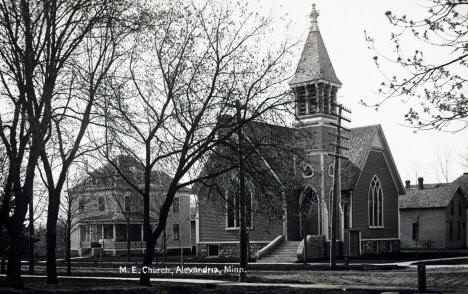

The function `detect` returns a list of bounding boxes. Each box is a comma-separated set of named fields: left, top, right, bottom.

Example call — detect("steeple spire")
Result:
left=290, top=4, right=341, bottom=124
left=290, top=3, right=341, bottom=87
left=309, top=3, right=319, bottom=32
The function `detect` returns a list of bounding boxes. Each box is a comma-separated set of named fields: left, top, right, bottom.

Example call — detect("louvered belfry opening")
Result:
left=294, top=82, right=338, bottom=117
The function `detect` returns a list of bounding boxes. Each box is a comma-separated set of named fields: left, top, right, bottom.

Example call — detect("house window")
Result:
left=98, top=197, right=105, bottom=211
left=124, top=195, right=131, bottom=211
left=458, top=222, right=461, bottom=240
left=172, top=224, right=179, bottom=240
left=103, top=224, right=113, bottom=239
left=90, top=224, right=102, bottom=241
left=226, top=178, right=253, bottom=229
left=79, top=197, right=85, bottom=212
left=412, top=223, right=419, bottom=241
left=450, top=202, right=454, bottom=215
left=449, top=222, right=453, bottom=240
left=459, top=203, right=462, bottom=216
left=208, top=245, right=218, bottom=256
left=80, top=225, right=87, bottom=242
left=368, top=175, right=384, bottom=228
left=173, top=197, right=180, bottom=213
left=343, top=203, right=351, bottom=229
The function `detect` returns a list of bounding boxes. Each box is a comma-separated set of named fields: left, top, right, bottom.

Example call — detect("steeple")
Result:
left=290, top=4, right=341, bottom=87
left=290, top=4, right=341, bottom=124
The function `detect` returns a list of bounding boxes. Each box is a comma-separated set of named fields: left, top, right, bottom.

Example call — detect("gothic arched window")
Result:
left=226, top=178, right=253, bottom=229
left=368, top=175, right=384, bottom=228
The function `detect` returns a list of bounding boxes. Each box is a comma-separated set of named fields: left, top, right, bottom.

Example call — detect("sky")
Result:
left=257, top=0, right=468, bottom=184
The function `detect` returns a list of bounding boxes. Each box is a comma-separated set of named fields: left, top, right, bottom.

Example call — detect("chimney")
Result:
left=405, top=180, right=410, bottom=189
left=418, top=177, right=424, bottom=190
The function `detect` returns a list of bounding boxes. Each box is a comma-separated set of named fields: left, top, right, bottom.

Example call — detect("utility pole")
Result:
left=328, top=103, right=351, bottom=269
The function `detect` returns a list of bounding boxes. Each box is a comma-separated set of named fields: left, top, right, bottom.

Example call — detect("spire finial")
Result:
left=309, top=3, right=319, bottom=31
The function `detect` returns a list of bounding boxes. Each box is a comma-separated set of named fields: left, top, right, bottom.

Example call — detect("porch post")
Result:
left=282, top=190, right=288, bottom=241
left=113, top=224, right=116, bottom=241
left=141, top=224, right=144, bottom=242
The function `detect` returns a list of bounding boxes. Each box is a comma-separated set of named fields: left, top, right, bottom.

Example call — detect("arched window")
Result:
left=368, top=175, right=384, bottom=227
left=226, top=178, right=253, bottom=229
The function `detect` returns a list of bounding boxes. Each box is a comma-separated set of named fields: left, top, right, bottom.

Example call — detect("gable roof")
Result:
left=453, top=173, right=468, bottom=198
left=341, top=125, right=405, bottom=194
left=71, top=155, right=179, bottom=193
left=197, top=118, right=404, bottom=197
left=289, top=11, right=341, bottom=86
left=399, top=184, right=460, bottom=209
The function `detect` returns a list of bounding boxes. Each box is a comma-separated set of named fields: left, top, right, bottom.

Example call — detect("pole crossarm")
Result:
left=327, top=153, right=350, bottom=160
left=329, top=142, right=349, bottom=151
left=328, top=132, right=350, bottom=141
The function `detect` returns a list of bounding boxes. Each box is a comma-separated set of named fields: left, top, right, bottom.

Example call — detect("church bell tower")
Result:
left=290, top=4, right=343, bottom=241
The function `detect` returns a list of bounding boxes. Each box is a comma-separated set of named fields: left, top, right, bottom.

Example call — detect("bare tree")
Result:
left=434, top=146, right=452, bottom=183
left=0, top=0, right=139, bottom=287
left=365, top=0, right=468, bottom=131
left=38, top=2, right=139, bottom=284
left=56, top=171, right=85, bottom=276
left=99, top=0, right=295, bottom=286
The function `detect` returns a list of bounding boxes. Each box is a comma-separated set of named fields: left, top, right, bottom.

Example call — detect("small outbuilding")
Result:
left=399, top=177, right=467, bottom=249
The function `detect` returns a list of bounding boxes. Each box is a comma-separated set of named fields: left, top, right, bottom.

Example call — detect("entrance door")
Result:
left=300, top=187, right=319, bottom=236
left=287, top=189, right=302, bottom=241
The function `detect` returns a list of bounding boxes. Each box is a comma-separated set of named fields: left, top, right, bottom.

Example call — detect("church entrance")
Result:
left=287, top=187, right=321, bottom=241
left=300, top=187, right=319, bottom=237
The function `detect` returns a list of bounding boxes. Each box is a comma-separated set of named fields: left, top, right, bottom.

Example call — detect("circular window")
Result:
left=328, top=164, right=334, bottom=177
left=302, top=164, right=314, bottom=178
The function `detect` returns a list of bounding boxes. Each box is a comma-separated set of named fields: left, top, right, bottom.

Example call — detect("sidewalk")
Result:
left=0, top=274, right=414, bottom=293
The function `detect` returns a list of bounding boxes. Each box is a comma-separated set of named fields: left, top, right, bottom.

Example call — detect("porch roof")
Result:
left=79, top=211, right=157, bottom=223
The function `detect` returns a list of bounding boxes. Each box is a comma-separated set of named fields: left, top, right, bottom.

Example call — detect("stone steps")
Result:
left=257, top=241, right=301, bottom=263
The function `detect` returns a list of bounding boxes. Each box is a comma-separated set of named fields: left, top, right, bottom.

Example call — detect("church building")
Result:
left=195, top=4, right=405, bottom=261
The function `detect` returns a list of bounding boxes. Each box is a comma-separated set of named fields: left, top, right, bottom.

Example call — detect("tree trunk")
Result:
left=46, top=190, right=61, bottom=284
left=6, top=187, right=32, bottom=288
left=66, top=215, right=71, bottom=276
left=139, top=236, right=156, bottom=286
left=126, top=222, right=130, bottom=262
left=1, top=254, right=5, bottom=274
left=6, top=234, right=24, bottom=288
left=163, top=229, right=166, bottom=265
left=28, top=197, right=34, bottom=274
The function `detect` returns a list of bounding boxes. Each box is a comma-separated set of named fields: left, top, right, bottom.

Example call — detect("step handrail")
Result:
left=256, top=235, right=284, bottom=260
